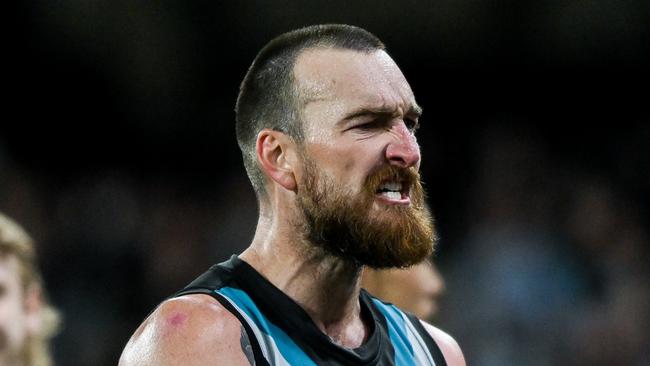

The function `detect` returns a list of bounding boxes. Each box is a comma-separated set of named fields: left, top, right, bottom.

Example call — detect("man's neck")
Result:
left=239, top=214, right=370, bottom=349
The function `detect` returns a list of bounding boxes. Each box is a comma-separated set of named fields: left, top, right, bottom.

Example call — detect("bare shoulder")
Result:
left=419, top=320, right=467, bottom=366
left=119, top=294, right=256, bottom=366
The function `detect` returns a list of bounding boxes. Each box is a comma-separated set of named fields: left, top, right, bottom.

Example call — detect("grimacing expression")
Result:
left=297, top=155, right=435, bottom=268
left=292, top=48, right=436, bottom=268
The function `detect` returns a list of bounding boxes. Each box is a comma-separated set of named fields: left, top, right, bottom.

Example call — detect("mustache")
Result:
left=365, top=165, right=420, bottom=192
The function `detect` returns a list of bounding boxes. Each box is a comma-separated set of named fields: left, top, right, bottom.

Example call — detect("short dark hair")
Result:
left=235, top=24, right=385, bottom=199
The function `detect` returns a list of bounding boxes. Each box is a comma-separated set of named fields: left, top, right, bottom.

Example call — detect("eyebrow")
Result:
left=341, top=103, right=423, bottom=123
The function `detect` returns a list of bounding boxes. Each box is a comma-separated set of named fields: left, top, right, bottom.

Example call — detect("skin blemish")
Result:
left=168, top=312, right=188, bottom=327
left=343, top=160, right=354, bottom=172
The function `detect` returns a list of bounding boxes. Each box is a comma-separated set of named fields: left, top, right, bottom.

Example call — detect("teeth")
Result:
left=382, top=191, right=402, bottom=200
left=379, top=181, right=402, bottom=191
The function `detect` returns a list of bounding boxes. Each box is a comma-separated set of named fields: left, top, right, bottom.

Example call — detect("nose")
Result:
left=385, top=122, right=420, bottom=168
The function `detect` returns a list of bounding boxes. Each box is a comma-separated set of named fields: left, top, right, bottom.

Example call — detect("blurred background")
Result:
left=3, top=1, right=649, bottom=365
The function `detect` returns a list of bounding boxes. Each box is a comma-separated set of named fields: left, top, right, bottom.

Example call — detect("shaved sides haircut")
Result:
left=235, top=24, right=385, bottom=199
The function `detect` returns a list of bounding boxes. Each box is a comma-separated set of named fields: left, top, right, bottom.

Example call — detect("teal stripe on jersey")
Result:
left=371, top=298, right=415, bottom=365
left=218, top=287, right=317, bottom=366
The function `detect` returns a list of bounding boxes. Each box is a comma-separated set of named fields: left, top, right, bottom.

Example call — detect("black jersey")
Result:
left=174, top=255, right=447, bottom=366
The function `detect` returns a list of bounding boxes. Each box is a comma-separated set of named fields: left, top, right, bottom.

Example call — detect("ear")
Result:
left=24, top=283, right=44, bottom=336
left=256, top=129, right=298, bottom=192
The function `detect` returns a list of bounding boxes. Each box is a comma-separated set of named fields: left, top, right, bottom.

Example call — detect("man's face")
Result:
left=0, top=255, right=36, bottom=364
left=292, top=48, right=435, bottom=268
left=364, top=261, right=446, bottom=319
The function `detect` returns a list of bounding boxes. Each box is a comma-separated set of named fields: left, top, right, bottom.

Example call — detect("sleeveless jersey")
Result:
left=173, top=255, right=447, bottom=366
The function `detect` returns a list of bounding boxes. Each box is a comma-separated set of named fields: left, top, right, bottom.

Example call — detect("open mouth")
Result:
left=375, top=180, right=410, bottom=204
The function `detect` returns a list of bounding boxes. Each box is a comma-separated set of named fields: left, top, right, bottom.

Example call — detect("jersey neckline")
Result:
left=222, top=255, right=386, bottom=365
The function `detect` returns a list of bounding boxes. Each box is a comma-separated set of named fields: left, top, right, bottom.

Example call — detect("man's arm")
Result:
left=420, top=320, right=466, bottom=366
left=119, top=294, right=256, bottom=366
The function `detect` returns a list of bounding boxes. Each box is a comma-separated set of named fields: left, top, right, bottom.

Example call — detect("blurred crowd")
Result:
left=1, top=123, right=647, bottom=366
left=439, top=127, right=649, bottom=366
left=0, top=149, right=260, bottom=364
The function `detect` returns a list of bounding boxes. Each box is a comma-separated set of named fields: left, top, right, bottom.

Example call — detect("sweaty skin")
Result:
left=120, top=48, right=465, bottom=366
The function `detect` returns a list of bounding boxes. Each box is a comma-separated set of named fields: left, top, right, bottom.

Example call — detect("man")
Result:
left=0, top=213, right=60, bottom=366
left=362, top=259, right=446, bottom=320
left=121, top=24, right=465, bottom=365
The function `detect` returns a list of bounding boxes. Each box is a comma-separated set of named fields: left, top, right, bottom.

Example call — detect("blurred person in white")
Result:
left=362, top=258, right=445, bottom=320
left=0, top=213, right=60, bottom=366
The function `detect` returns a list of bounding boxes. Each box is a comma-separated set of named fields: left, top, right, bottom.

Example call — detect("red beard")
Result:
left=296, top=157, right=436, bottom=269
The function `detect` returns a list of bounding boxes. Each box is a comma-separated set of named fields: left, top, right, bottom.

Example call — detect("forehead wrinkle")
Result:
left=293, top=47, right=420, bottom=135
left=362, top=93, right=420, bottom=119
left=296, top=78, right=338, bottom=119
left=366, top=61, right=418, bottom=118
left=298, top=81, right=334, bottom=107
left=376, top=51, right=419, bottom=116
left=293, top=59, right=337, bottom=114
left=377, top=96, right=403, bottom=118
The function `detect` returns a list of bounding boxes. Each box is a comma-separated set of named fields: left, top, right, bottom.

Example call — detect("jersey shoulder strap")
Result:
left=365, top=291, right=448, bottom=366
left=172, top=263, right=271, bottom=366
left=404, top=313, right=448, bottom=366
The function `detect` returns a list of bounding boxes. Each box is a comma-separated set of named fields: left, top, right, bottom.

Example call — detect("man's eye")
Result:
left=355, top=121, right=378, bottom=130
left=405, top=119, right=419, bottom=131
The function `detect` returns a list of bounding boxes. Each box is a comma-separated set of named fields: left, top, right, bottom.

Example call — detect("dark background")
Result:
left=3, top=1, right=649, bottom=365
